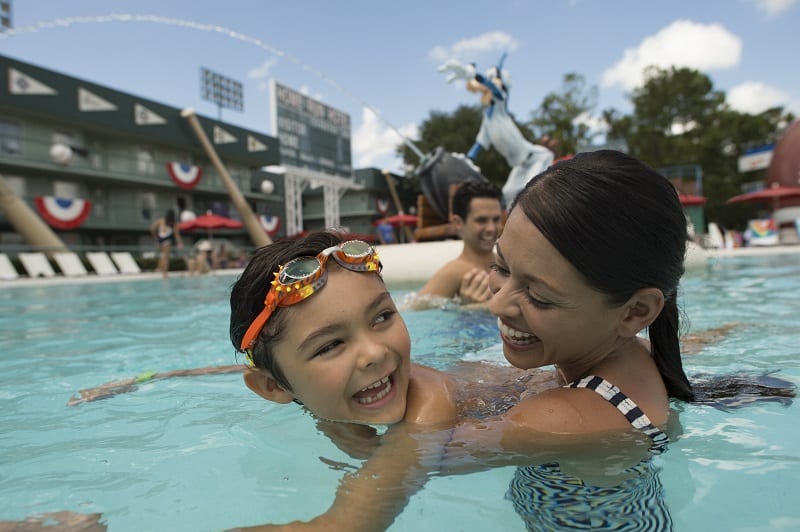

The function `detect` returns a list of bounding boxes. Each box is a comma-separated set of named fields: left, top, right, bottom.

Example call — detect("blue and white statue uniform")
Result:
left=440, top=58, right=554, bottom=207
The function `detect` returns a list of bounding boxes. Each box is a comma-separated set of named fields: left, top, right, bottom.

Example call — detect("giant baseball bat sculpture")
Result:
left=181, top=108, right=271, bottom=249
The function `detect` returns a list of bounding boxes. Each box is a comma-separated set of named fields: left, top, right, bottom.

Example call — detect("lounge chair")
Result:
left=18, top=252, right=56, bottom=278
left=110, top=252, right=142, bottom=274
left=53, top=252, right=89, bottom=277
left=86, top=252, right=119, bottom=276
left=0, top=253, right=19, bottom=280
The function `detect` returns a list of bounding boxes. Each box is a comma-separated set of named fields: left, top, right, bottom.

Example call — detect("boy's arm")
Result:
left=229, top=425, right=450, bottom=532
left=229, top=367, right=457, bottom=532
left=67, top=365, right=245, bottom=406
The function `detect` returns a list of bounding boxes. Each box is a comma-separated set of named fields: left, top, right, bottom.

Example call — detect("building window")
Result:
left=92, top=188, right=106, bottom=219
left=89, top=141, right=104, bottom=169
left=52, top=131, right=88, bottom=160
left=3, top=175, right=25, bottom=197
left=53, top=181, right=78, bottom=199
left=137, top=147, right=156, bottom=174
left=140, top=192, right=156, bottom=222
left=0, top=120, right=22, bottom=155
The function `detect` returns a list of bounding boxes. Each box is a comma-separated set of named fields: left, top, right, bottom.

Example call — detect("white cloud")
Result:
left=428, top=31, right=520, bottom=63
left=352, top=107, right=419, bottom=172
left=247, top=58, right=278, bottom=91
left=602, top=20, right=742, bottom=90
left=247, top=58, right=277, bottom=80
left=727, top=81, right=792, bottom=114
left=669, top=119, right=698, bottom=136
left=574, top=112, right=608, bottom=135
left=748, top=0, right=796, bottom=17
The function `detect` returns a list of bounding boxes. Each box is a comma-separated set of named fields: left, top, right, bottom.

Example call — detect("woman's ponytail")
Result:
left=649, top=293, right=694, bottom=401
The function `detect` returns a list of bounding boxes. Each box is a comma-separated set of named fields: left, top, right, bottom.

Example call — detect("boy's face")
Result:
left=266, top=266, right=412, bottom=425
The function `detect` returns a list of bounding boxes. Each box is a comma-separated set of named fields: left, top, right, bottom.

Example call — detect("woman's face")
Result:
left=488, top=209, right=627, bottom=372
left=271, top=267, right=412, bottom=425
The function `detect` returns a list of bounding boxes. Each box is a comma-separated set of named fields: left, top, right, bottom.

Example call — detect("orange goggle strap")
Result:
left=240, top=266, right=328, bottom=353
left=239, top=244, right=382, bottom=354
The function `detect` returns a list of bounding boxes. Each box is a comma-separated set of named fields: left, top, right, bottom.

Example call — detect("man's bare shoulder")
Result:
left=417, top=258, right=471, bottom=298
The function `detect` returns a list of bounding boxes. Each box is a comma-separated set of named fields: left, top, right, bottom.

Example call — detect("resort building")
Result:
left=0, top=53, right=407, bottom=259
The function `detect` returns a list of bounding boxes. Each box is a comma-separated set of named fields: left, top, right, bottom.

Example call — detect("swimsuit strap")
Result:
left=567, top=375, right=669, bottom=453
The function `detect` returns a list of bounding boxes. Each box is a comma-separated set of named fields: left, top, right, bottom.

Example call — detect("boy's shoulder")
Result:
left=405, top=364, right=458, bottom=427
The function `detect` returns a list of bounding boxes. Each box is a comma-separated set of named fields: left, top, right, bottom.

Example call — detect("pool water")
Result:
left=1, top=254, right=799, bottom=531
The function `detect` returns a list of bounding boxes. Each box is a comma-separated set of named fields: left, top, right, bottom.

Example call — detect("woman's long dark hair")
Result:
left=513, top=150, right=694, bottom=400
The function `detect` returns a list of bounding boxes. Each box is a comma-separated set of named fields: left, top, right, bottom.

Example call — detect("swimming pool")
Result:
left=1, top=253, right=798, bottom=531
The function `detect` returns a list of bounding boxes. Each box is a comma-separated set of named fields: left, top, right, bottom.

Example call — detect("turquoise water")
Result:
left=1, top=254, right=798, bottom=531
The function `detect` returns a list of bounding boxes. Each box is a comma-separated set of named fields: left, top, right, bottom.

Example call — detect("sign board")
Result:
left=270, top=80, right=351, bottom=177
left=738, top=145, right=773, bottom=173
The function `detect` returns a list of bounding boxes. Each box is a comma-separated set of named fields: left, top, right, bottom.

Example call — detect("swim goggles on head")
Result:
left=240, top=240, right=382, bottom=351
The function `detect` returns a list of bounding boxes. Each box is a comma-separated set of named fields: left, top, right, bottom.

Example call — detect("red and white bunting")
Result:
left=166, top=162, right=203, bottom=190
left=34, top=196, right=92, bottom=230
left=259, top=214, right=281, bottom=236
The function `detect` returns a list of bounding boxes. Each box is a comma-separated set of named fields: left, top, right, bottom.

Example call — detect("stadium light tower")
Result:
left=200, top=67, right=243, bottom=121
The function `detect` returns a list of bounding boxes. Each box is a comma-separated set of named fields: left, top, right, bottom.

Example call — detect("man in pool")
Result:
left=414, top=180, right=504, bottom=307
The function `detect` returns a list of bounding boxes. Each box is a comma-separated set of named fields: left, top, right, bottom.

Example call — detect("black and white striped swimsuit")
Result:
left=506, top=376, right=673, bottom=531
left=567, top=375, right=669, bottom=453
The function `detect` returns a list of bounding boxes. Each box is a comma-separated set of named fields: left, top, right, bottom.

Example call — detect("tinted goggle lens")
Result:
left=240, top=241, right=381, bottom=352
left=339, top=240, right=371, bottom=257
left=280, top=257, right=321, bottom=282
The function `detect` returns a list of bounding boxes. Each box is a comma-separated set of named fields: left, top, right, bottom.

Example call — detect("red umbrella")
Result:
left=178, top=211, right=243, bottom=241
left=678, top=193, right=707, bottom=206
left=726, top=184, right=800, bottom=211
left=373, top=213, right=419, bottom=228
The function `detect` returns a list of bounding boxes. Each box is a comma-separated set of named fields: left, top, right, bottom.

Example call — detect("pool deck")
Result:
left=2, top=242, right=798, bottom=288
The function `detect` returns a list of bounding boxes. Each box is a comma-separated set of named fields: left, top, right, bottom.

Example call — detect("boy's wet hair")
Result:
left=229, top=231, right=344, bottom=390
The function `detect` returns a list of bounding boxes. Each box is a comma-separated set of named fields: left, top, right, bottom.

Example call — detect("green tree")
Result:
left=527, top=72, right=598, bottom=155
left=604, top=66, right=793, bottom=229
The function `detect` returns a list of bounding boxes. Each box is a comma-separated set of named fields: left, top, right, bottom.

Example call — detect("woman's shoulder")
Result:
left=503, top=377, right=656, bottom=434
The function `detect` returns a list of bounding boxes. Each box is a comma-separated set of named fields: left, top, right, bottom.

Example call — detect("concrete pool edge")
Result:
left=2, top=241, right=798, bottom=288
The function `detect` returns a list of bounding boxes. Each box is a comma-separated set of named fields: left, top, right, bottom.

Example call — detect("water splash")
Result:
left=1, top=14, right=425, bottom=160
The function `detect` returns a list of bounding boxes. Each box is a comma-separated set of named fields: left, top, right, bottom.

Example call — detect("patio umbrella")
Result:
left=373, top=213, right=419, bottom=228
left=726, top=184, right=800, bottom=211
left=678, top=193, right=707, bottom=206
left=178, top=210, right=243, bottom=241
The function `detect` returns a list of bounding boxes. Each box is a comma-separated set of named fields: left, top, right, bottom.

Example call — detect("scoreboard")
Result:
left=270, top=80, right=352, bottom=177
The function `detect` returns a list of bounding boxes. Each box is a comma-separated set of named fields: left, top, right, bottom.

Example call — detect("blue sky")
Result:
left=1, top=0, right=796, bottom=173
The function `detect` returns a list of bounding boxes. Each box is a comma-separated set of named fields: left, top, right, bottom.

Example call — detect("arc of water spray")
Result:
left=1, top=14, right=426, bottom=161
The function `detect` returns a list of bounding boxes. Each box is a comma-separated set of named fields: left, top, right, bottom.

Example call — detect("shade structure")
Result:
left=178, top=211, right=243, bottom=241
left=373, top=213, right=419, bottom=228
left=726, top=184, right=800, bottom=211
left=678, top=193, right=707, bottom=206
left=768, top=119, right=800, bottom=186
